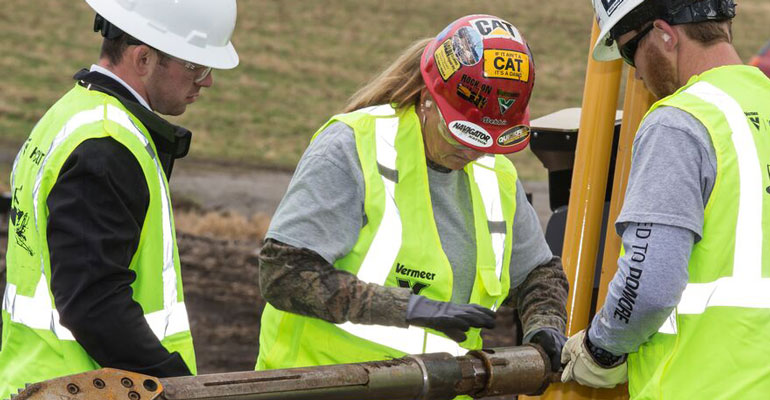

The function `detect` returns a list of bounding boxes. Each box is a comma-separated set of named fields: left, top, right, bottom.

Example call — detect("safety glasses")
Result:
left=618, top=24, right=654, bottom=68
left=435, top=106, right=469, bottom=150
left=126, top=37, right=212, bottom=84
left=158, top=51, right=212, bottom=84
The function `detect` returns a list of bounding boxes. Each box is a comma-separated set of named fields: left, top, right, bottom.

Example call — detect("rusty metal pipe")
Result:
left=14, top=345, right=553, bottom=400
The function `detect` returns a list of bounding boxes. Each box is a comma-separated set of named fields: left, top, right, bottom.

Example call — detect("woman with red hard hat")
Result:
left=255, top=15, right=568, bottom=381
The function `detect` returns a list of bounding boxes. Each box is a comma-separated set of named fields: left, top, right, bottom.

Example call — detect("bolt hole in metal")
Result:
left=66, top=383, right=80, bottom=394
left=93, top=378, right=106, bottom=389
left=143, top=379, right=158, bottom=392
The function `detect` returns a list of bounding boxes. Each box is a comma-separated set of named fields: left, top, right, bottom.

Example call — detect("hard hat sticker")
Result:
left=470, top=18, right=522, bottom=43
left=434, top=39, right=461, bottom=81
left=481, top=116, right=508, bottom=126
left=497, top=125, right=530, bottom=147
left=452, top=27, right=483, bottom=66
left=455, top=74, right=492, bottom=110
left=449, top=120, right=493, bottom=148
left=498, top=94, right=517, bottom=115
left=483, top=49, right=530, bottom=82
left=600, top=0, right=624, bottom=16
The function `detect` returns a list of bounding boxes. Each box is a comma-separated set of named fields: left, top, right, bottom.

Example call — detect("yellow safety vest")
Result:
left=257, top=104, right=517, bottom=370
left=627, top=66, right=770, bottom=399
left=0, top=84, right=195, bottom=398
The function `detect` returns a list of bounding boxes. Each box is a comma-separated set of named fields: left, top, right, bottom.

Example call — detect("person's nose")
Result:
left=197, top=71, right=214, bottom=88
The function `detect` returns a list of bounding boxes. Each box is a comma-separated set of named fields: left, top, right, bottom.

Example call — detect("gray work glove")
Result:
left=405, top=295, right=496, bottom=343
left=525, top=327, right=568, bottom=372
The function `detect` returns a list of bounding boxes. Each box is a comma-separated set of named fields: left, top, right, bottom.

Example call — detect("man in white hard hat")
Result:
left=560, top=0, right=770, bottom=398
left=0, top=1, right=238, bottom=396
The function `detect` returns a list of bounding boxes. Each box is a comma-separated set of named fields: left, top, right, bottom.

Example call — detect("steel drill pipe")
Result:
left=13, top=345, right=556, bottom=400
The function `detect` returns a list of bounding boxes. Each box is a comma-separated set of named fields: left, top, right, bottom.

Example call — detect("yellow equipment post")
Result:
left=596, top=72, right=657, bottom=305
left=529, top=19, right=654, bottom=400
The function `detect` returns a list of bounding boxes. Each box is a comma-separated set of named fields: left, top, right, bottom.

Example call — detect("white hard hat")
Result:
left=590, top=0, right=645, bottom=62
left=85, top=0, right=239, bottom=69
left=591, top=0, right=737, bottom=62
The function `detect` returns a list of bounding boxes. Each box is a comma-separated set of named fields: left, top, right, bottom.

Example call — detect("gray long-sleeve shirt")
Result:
left=261, top=120, right=568, bottom=337
left=588, top=106, right=717, bottom=355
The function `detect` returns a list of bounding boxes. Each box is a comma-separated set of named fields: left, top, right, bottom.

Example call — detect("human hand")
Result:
left=526, top=327, right=567, bottom=372
left=560, top=329, right=627, bottom=388
left=405, top=295, right=496, bottom=342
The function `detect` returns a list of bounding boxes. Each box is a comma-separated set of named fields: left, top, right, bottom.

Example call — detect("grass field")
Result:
left=1, top=1, right=768, bottom=181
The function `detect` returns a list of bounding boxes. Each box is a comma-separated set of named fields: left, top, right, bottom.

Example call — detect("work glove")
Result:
left=405, top=295, right=496, bottom=343
left=525, top=327, right=567, bottom=372
left=561, top=329, right=627, bottom=388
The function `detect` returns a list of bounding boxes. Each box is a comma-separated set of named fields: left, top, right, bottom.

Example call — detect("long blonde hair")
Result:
left=343, top=38, right=432, bottom=113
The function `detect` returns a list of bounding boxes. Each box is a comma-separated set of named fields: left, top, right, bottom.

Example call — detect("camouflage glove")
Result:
left=525, top=327, right=567, bottom=372
left=561, top=329, right=627, bottom=388
left=405, top=295, right=496, bottom=342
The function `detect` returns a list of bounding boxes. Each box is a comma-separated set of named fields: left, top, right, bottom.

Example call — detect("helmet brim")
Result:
left=592, top=31, right=622, bottom=62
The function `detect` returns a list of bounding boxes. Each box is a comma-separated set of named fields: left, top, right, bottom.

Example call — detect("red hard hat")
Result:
left=421, top=15, right=535, bottom=154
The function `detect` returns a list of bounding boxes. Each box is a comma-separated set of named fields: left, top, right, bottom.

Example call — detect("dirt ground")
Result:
left=0, top=160, right=552, bottom=376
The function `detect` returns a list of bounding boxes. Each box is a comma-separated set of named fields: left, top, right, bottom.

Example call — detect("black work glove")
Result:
left=526, top=327, right=568, bottom=372
left=405, top=295, right=496, bottom=343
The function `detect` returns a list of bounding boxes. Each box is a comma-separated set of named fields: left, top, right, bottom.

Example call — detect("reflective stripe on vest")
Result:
left=472, top=156, right=506, bottom=310
left=658, top=81, right=767, bottom=334
left=336, top=104, right=506, bottom=356
left=1, top=104, right=189, bottom=341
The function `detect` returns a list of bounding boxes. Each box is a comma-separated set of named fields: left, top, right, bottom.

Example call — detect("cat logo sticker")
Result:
left=470, top=17, right=523, bottom=43
left=483, top=49, right=530, bottom=82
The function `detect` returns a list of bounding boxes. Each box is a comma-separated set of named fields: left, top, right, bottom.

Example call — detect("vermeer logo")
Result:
left=395, top=262, right=434, bottom=295
left=483, top=49, right=529, bottom=82
left=449, top=120, right=492, bottom=148
left=601, top=0, right=623, bottom=16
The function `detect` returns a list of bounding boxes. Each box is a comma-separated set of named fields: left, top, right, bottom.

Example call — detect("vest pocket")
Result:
left=479, top=268, right=501, bottom=296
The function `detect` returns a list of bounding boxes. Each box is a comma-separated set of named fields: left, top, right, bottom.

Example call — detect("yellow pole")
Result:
left=580, top=69, right=657, bottom=400
left=528, top=18, right=622, bottom=400
left=561, top=19, right=622, bottom=338
left=596, top=72, right=656, bottom=306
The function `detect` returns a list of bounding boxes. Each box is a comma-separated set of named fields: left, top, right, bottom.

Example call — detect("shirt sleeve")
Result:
left=588, top=223, right=692, bottom=355
left=588, top=106, right=715, bottom=355
left=265, top=122, right=365, bottom=264
left=258, top=238, right=412, bottom=326
left=616, top=106, right=716, bottom=240
left=47, top=137, right=191, bottom=377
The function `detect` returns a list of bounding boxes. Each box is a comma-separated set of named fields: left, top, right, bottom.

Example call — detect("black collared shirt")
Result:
left=46, top=70, right=191, bottom=377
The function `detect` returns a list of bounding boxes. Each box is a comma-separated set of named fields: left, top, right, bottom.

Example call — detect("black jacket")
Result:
left=46, top=69, right=192, bottom=377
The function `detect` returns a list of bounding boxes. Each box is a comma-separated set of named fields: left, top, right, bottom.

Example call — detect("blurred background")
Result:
left=0, top=0, right=768, bottom=373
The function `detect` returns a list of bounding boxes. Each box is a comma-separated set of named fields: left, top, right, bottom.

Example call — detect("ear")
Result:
left=419, top=87, right=432, bottom=108
left=653, top=19, right=677, bottom=51
left=126, top=45, right=155, bottom=78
